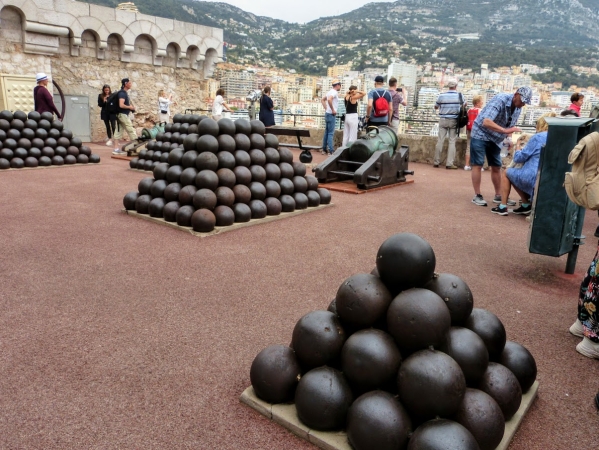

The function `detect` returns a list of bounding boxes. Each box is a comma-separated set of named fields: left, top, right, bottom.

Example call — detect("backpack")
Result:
left=457, top=93, right=468, bottom=127
left=373, top=90, right=389, bottom=117
left=106, top=91, right=121, bottom=115
left=590, top=105, right=599, bottom=119
left=564, top=132, right=599, bottom=210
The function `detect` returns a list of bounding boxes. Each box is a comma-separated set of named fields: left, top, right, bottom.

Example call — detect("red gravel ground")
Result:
left=1, top=143, right=598, bottom=449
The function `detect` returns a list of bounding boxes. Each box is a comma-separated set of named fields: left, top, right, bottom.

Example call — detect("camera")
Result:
left=399, top=88, right=403, bottom=92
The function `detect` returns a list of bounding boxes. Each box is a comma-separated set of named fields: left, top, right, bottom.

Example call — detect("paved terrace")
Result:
left=0, top=144, right=597, bottom=449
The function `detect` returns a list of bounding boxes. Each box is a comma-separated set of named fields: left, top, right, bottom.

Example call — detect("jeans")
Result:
left=322, top=113, right=336, bottom=153
left=342, top=113, right=359, bottom=146
left=434, top=117, right=458, bottom=166
left=103, top=116, right=116, bottom=139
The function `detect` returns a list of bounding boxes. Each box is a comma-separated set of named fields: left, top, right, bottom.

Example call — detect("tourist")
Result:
left=259, top=86, right=275, bottom=127
left=158, top=89, right=174, bottom=123
left=366, top=75, right=393, bottom=128
left=321, top=79, right=341, bottom=155
left=560, top=109, right=579, bottom=117
left=212, top=88, right=231, bottom=121
left=469, top=86, right=531, bottom=206
left=112, top=77, right=137, bottom=155
left=342, top=85, right=365, bottom=146
left=388, top=77, right=407, bottom=133
left=33, top=72, right=60, bottom=117
left=98, top=84, right=116, bottom=146
left=433, top=81, right=464, bottom=170
left=570, top=248, right=599, bottom=359
left=491, top=114, right=553, bottom=216
left=464, top=95, right=483, bottom=171
left=568, top=93, right=584, bottom=117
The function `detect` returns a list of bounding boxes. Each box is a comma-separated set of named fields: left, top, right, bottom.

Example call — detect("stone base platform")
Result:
left=0, top=163, right=101, bottom=172
left=240, top=381, right=539, bottom=450
left=111, top=155, right=134, bottom=161
left=318, top=179, right=414, bottom=194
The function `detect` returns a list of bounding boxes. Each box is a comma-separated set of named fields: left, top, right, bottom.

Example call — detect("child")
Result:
left=507, top=134, right=531, bottom=170
left=464, top=95, right=483, bottom=170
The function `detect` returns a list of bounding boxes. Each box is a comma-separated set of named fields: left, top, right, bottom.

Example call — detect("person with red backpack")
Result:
left=366, top=75, right=393, bottom=128
left=464, top=95, right=483, bottom=170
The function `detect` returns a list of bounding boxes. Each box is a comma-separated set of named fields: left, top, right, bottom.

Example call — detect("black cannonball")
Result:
left=217, top=151, right=236, bottom=169
left=3, top=138, right=16, bottom=150
left=148, top=197, right=166, bottom=218
left=64, top=154, right=77, bottom=165
left=135, top=194, right=152, bottom=214
left=39, top=156, right=51, bottom=166
left=188, top=124, right=198, bottom=134
left=164, top=182, right=182, bottom=202
left=193, top=188, right=217, bottom=210
left=250, top=119, right=266, bottom=135
left=454, top=388, right=505, bottom=450
left=291, top=175, right=307, bottom=193
left=123, top=191, right=140, bottom=210
left=143, top=159, right=154, bottom=171
left=232, top=184, right=252, bottom=204
left=10, top=157, right=24, bottom=168
left=306, top=190, right=321, bottom=207
left=290, top=162, right=305, bottom=178
left=195, top=169, right=219, bottom=190
left=299, top=149, right=312, bottom=163
left=37, top=119, right=51, bottom=131
left=279, top=147, right=294, bottom=163
left=70, top=137, right=82, bottom=148
left=181, top=167, right=199, bottom=186
left=196, top=152, right=219, bottom=171
left=189, top=115, right=201, bottom=125
left=477, top=362, right=522, bottom=420
left=152, top=151, right=162, bottom=162
left=0, top=119, right=9, bottom=131
left=40, top=112, right=53, bottom=122
left=79, top=145, right=91, bottom=157
left=293, top=192, right=308, bottom=209
left=89, top=154, right=101, bottom=163
left=232, top=203, right=252, bottom=222
left=53, top=146, right=66, bottom=157
left=498, top=341, right=537, bottom=393
left=51, top=155, right=64, bottom=165
left=163, top=201, right=180, bottom=222
left=264, top=147, right=280, bottom=164
left=305, top=176, right=319, bottom=192
left=179, top=124, right=189, bottom=135
left=0, top=129, right=7, bottom=140
left=215, top=186, right=235, bottom=207
left=176, top=205, right=196, bottom=227
left=35, top=128, right=48, bottom=140
left=24, top=119, right=38, bottom=130
left=76, top=154, right=89, bottom=164
left=21, top=128, right=35, bottom=141
left=279, top=162, right=294, bottom=179
left=234, top=150, right=251, bottom=167
left=234, top=133, right=251, bottom=151
left=166, top=165, right=183, bottom=183
left=51, top=119, right=63, bottom=131
left=191, top=208, right=216, bottom=232
left=181, top=150, right=198, bottom=169
left=153, top=163, right=169, bottom=180
left=13, top=110, right=26, bottom=121
left=347, top=390, right=411, bottom=450
left=235, top=118, right=252, bottom=135
left=424, top=273, right=474, bottom=325
left=172, top=114, right=183, bottom=123
left=279, top=194, right=295, bottom=212
left=408, top=419, right=480, bottom=450
left=439, top=327, right=489, bottom=385
left=250, top=345, right=302, bottom=404
left=264, top=163, right=281, bottom=181
left=7, top=129, right=21, bottom=140
left=263, top=197, right=282, bottom=215
left=178, top=185, right=198, bottom=206
left=376, top=233, right=436, bottom=294
left=233, top=166, right=252, bottom=186
left=14, top=148, right=28, bottom=159
left=160, top=152, right=169, bottom=163
left=218, top=119, right=236, bottom=137
left=48, top=128, right=61, bottom=140
left=249, top=199, right=267, bottom=219
left=342, top=329, right=401, bottom=392
left=291, top=310, right=346, bottom=369
left=249, top=148, right=266, bottom=166
left=198, top=118, right=219, bottom=137
left=249, top=133, right=266, bottom=150
left=249, top=165, right=267, bottom=183
left=249, top=181, right=266, bottom=200
left=66, top=146, right=79, bottom=157
left=197, top=134, right=219, bottom=154
left=214, top=205, right=235, bottom=226
left=464, top=308, right=507, bottom=359
left=27, top=111, right=40, bottom=122
left=181, top=116, right=191, bottom=127
left=10, top=119, right=24, bottom=131
left=264, top=180, right=281, bottom=198
left=216, top=168, right=236, bottom=188
left=32, top=138, right=45, bottom=150
left=295, top=366, right=353, bottom=431
left=168, top=148, right=184, bottom=166
left=278, top=177, right=294, bottom=195
left=336, top=273, right=392, bottom=329
left=264, top=133, right=279, bottom=149
left=150, top=179, right=168, bottom=198
left=0, top=148, right=12, bottom=159
left=183, top=133, right=198, bottom=151
left=24, top=156, right=38, bottom=167
left=398, top=349, right=466, bottom=421
left=60, top=129, right=73, bottom=139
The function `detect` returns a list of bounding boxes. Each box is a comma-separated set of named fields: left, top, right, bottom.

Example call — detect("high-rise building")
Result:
left=216, top=70, right=257, bottom=100
left=327, top=64, right=353, bottom=78
left=387, top=61, right=418, bottom=95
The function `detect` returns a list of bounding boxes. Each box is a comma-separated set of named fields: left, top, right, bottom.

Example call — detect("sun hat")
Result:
left=36, top=73, right=48, bottom=82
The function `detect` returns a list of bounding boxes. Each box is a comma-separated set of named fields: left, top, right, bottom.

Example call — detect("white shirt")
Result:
left=158, top=97, right=170, bottom=115
left=213, top=95, right=224, bottom=116
left=325, top=89, right=339, bottom=114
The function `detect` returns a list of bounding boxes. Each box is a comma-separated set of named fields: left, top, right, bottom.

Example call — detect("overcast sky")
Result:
left=214, top=0, right=395, bottom=23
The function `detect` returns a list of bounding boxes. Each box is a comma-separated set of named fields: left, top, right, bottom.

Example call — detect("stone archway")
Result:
left=106, top=33, right=123, bottom=61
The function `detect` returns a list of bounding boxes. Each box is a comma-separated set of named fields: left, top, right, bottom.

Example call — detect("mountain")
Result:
left=81, top=0, right=599, bottom=81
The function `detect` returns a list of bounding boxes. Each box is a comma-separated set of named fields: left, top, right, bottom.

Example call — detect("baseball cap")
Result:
left=447, top=81, right=457, bottom=88
left=36, top=73, right=48, bottom=82
left=121, top=77, right=130, bottom=86
left=516, top=87, right=532, bottom=105
left=332, top=79, right=341, bottom=86
left=374, top=75, right=384, bottom=83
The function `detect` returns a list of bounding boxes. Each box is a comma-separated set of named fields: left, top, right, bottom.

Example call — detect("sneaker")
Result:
left=512, top=204, right=532, bottom=215
left=320, top=150, right=326, bottom=155
left=493, top=195, right=502, bottom=204
left=507, top=198, right=517, bottom=206
left=576, top=337, right=599, bottom=359
left=106, top=139, right=113, bottom=146
left=433, top=164, right=439, bottom=168
left=481, top=168, right=485, bottom=171
left=491, top=205, right=508, bottom=216
left=570, top=319, right=584, bottom=338
left=112, top=149, right=126, bottom=155
left=446, top=165, right=458, bottom=170
left=464, top=166, right=472, bottom=171
left=472, top=194, right=487, bottom=206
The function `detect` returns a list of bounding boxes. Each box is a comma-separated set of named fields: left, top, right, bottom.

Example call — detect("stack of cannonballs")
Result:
left=250, top=233, right=537, bottom=450
left=0, top=110, right=100, bottom=169
left=123, top=116, right=331, bottom=233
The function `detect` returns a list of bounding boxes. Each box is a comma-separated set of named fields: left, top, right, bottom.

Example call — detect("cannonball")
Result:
left=32, top=138, right=45, bottom=150
left=24, top=156, right=38, bottom=167
left=214, top=205, right=235, bottom=226
left=14, top=148, right=28, bottom=159
left=191, top=208, right=216, bottom=232
left=13, top=110, right=27, bottom=121
left=305, top=176, right=319, bottom=191
left=250, top=345, right=302, bottom=404
left=306, top=190, right=321, bottom=207
left=21, top=128, right=35, bottom=141
left=347, top=390, right=411, bottom=450
left=279, top=194, right=295, bottom=212
left=57, top=137, right=70, bottom=148
left=152, top=151, right=162, bottom=162
left=215, top=186, right=235, bottom=207
left=76, top=154, right=89, bottom=164
left=89, top=154, right=101, bottom=164
left=148, top=197, right=166, bottom=218
left=123, top=191, right=140, bottom=210
left=39, top=156, right=51, bottom=166
left=278, top=178, right=294, bottom=195
left=291, top=176, right=308, bottom=193
left=51, top=119, right=64, bottom=131
left=135, top=194, right=152, bottom=214
left=183, top=134, right=199, bottom=151
left=249, top=199, right=267, bottom=219
left=178, top=185, right=198, bottom=206
left=217, top=168, right=236, bottom=188
left=342, top=329, right=401, bottom=392
left=291, top=310, right=346, bottom=369
left=60, top=129, right=73, bottom=139
left=150, top=179, right=168, bottom=198
left=336, top=273, right=392, bottom=329
left=35, top=128, right=48, bottom=140
left=48, top=128, right=61, bottom=140
left=408, top=419, right=480, bottom=450
left=477, top=362, right=522, bottom=420
left=293, top=162, right=307, bottom=177
left=376, top=233, right=436, bottom=294
left=398, top=349, right=466, bottom=420
left=217, top=134, right=236, bottom=154
left=138, top=177, right=154, bottom=195
left=179, top=124, right=189, bottom=135
left=498, top=341, right=537, bottom=393
left=79, top=145, right=91, bottom=157
left=195, top=169, right=219, bottom=190
left=264, top=133, right=279, bottom=149
left=454, top=388, right=505, bottom=450
left=197, top=134, right=219, bottom=154
left=168, top=148, right=184, bottom=166
left=250, top=119, right=266, bottom=135
left=249, top=133, right=266, bottom=150
left=264, top=147, right=280, bottom=164
left=3, top=138, right=16, bottom=150
left=172, top=114, right=183, bottom=124
left=7, top=129, right=21, bottom=141
left=464, top=308, right=507, bottom=359
left=263, top=197, right=282, bottom=215
left=166, top=165, right=183, bottom=183
left=232, top=203, right=252, bottom=222
left=176, top=205, right=196, bottom=227
left=160, top=153, right=169, bottom=163
left=232, top=184, right=252, bottom=204
left=217, top=151, right=236, bottom=169
left=163, top=201, right=180, bottom=222
left=293, top=192, right=308, bottom=209
left=234, top=133, right=251, bottom=151
left=0, top=119, right=9, bottom=132
left=198, top=118, right=219, bottom=137
left=153, top=163, right=169, bottom=180
left=195, top=152, right=219, bottom=171
left=249, top=165, right=267, bottom=183
left=234, top=150, right=251, bottom=167
left=0, top=148, right=12, bottom=159
left=189, top=115, right=201, bottom=125
left=164, top=182, right=182, bottom=202
left=279, top=162, right=294, bottom=179
left=10, top=157, right=24, bottom=168
left=66, top=146, right=79, bottom=156
left=188, top=124, right=198, bottom=135
left=51, top=155, right=64, bottom=166
left=181, top=150, right=198, bottom=169
left=27, top=111, right=41, bottom=122
left=235, top=118, right=252, bottom=135
left=37, top=119, right=51, bottom=132
left=264, top=180, right=281, bottom=198
left=70, top=137, right=82, bottom=148
left=233, top=166, right=252, bottom=186
left=143, top=159, right=154, bottom=171
left=193, top=188, right=217, bottom=210
left=264, top=163, right=281, bottom=181
left=181, top=116, right=191, bottom=127
left=249, top=181, right=266, bottom=200
left=295, top=366, right=353, bottom=430
left=181, top=167, right=199, bottom=186
left=169, top=142, right=180, bottom=152
left=439, top=327, right=489, bottom=385
left=24, top=119, right=38, bottom=130
left=249, top=149, right=266, bottom=166
left=10, top=119, right=24, bottom=131
left=216, top=118, right=234, bottom=136
left=40, top=112, right=54, bottom=122
left=424, top=273, right=474, bottom=325
left=279, top=147, right=294, bottom=163
left=53, top=146, right=66, bottom=157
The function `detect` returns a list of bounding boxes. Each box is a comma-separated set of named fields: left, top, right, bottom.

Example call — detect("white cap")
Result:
left=36, top=72, right=48, bottom=82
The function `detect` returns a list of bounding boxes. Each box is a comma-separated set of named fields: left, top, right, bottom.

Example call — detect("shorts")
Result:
left=469, top=137, right=501, bottom=167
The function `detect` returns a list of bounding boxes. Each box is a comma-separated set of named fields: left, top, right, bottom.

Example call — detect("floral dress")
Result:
left=578, top=244, right=599, bottom=342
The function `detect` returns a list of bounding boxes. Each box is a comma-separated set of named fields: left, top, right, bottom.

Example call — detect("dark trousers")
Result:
left=103, top=116, right=117, bottom=139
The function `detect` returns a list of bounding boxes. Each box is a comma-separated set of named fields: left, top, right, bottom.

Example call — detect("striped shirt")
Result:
left=435, top=91, right=463, bottom=119
left=472, top=93, right=522, bottom=145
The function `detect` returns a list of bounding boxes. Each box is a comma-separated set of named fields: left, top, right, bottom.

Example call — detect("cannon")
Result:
left=121, top=122, right=166, bottom=156
left=313, top=125, right=413, bottom=190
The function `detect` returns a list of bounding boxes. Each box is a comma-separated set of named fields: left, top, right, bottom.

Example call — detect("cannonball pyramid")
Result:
left=123, top=115, right=331, bottom=233
left=248, top=233, right=538, bottom=450
left=0, top=110, right=100, bottom=169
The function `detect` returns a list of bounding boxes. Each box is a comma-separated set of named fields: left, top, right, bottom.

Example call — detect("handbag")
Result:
left=160, top=109, right=168, bottom=114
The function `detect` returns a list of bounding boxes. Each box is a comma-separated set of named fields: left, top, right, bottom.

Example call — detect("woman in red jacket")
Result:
left=33, top=73, right=60, bottom=117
